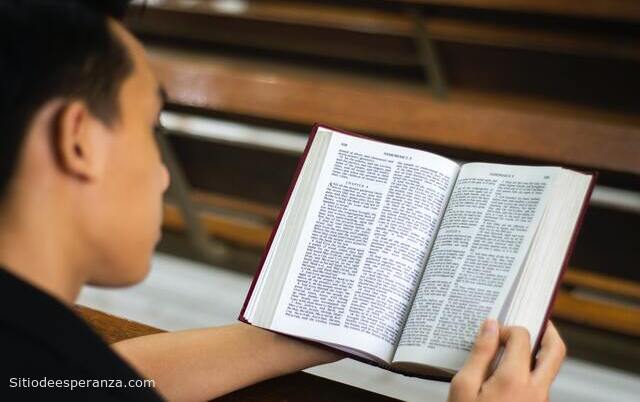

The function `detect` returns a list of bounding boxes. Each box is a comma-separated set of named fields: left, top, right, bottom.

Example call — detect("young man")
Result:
left=0, top=1, right=566, bottom=401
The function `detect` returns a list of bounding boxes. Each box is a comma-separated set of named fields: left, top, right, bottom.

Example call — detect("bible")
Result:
left=239, top=124, right=595, bottom=380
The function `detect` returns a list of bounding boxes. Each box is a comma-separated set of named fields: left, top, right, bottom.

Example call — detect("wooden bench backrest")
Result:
left=150, top=52, right=640, bottom=176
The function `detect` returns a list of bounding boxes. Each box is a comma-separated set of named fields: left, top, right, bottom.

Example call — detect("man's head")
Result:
left=0, top=1, right=169, bottom=286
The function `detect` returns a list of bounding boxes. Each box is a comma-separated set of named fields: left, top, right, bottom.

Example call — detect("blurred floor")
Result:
left=78, top=253, right=640, bottom=402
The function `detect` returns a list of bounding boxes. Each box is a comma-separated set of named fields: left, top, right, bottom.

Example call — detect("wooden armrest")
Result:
left=74, top=305, right=164, bottom=343
left=74, top=306, right=397, bottom=402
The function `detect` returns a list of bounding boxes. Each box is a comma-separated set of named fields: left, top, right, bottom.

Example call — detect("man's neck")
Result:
left=0, top=194, right=87, bottom=305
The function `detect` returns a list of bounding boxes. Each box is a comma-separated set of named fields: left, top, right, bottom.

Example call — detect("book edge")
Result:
left=238, top=123, right=322, bottom=322
left=530, top=171, right=598, bottom=356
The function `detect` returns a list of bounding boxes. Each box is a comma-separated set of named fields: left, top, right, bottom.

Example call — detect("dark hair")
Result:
left=0, top=0, right=133, bottom=199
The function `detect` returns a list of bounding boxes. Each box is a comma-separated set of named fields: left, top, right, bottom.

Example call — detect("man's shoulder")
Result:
left=0, top=269, right=164, bottom=401
left=0, top=321, right=81, bottom=373
left=0, top=326, right=123, bottom=401
left=0, top=326, right=163, bottom=401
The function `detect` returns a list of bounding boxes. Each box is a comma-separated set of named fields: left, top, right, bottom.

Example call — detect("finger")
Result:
left=494, top=326, right=531, bottom=377
left=532, top=322, right=566, bottom=387
left=452, top=319, right=500, bottom=397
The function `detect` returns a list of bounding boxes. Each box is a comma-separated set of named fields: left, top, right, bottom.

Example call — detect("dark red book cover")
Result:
left=238, top=124, right=596, bottom=381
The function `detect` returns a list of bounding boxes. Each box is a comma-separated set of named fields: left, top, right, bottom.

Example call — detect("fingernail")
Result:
left=482, top=320, right=498, bottom=338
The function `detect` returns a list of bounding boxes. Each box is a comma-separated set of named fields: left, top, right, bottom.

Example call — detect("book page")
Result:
left=269, top=129, right=459, bottom=363
left=394, top=163, right=557, bottom=371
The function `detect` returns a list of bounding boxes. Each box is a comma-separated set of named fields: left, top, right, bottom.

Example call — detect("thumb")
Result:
left=451, top=320, right=500, bottom=398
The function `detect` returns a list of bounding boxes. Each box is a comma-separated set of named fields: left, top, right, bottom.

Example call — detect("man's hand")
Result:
left=447, top=320, right=566, bottom=402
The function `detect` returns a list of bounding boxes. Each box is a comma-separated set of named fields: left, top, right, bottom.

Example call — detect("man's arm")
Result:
left=112, top=323, right=342, bottom=402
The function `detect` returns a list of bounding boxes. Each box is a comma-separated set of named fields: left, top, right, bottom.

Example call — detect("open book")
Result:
left=239, top=125, right=595, bottom=380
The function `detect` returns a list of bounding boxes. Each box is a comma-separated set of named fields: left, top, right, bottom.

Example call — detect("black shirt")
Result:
left=0, top=267, right=165, bottom=401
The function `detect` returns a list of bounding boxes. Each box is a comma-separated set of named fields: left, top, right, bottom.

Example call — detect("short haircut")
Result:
left=0, top=0, right=133, bottom=199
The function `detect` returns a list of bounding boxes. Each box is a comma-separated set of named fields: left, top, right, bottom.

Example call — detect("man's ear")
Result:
left=54, top=101, right=106, bottom=181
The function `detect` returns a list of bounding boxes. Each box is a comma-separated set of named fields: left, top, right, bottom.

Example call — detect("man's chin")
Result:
left=86, top=263, right=152, bottom=288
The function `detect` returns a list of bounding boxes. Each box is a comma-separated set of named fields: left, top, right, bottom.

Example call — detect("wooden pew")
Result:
left=128, top=0, right=416, bottom=67
left=391, top=0, right=640, bottom=22
left=163, top=200, right=272, bottom=250
left=563, top=268, right=640, bottom=300
left=74, top=305, right=398, bottom=402
left=424, top=17, right=640, bottom=61
left=127, top=0, right=640, bottom=64
left=554, top=285, right=640, bottom=337
left=149, top=50, right=640, bottom=177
